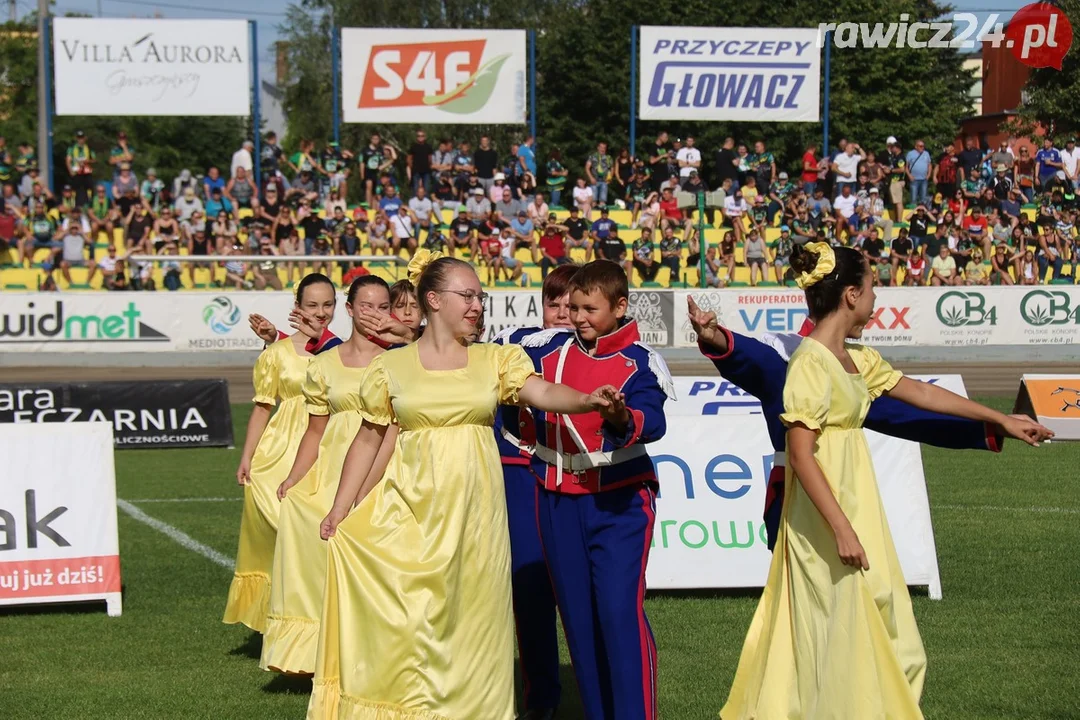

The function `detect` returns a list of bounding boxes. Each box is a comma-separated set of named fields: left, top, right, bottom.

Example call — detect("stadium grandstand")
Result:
left=2, top=129, right=1076, bottom=291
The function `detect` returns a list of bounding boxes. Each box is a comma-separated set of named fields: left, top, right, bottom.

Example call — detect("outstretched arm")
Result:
left=885, top=378, right=1052, bottom=446
left=689, top=296, right=787, bottom=405
left=866, top=394, right=1003, bottom=451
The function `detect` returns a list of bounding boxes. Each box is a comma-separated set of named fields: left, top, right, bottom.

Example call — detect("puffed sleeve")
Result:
left=780, top=350, right=831, bottom=432
left=303, top=359, right=330, bottom=416
left=251, top=344, right=279, bottom=406
left=357, top=354, right=394, bottom=426
left=853, top=344, right=903, bottom=400
left=496, top=344, right=539, bottom=405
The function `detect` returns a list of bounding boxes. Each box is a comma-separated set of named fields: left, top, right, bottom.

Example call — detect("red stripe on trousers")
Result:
left=637, top=485, right=658, bottom=720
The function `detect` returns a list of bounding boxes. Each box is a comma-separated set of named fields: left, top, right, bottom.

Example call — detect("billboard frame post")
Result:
left=332, top=26, right=341, bottom=146
left=528, top=29, right=537, bottom=145
left=250, top=21, right=262, bottom=186
left=823, top=30, right=832, bottom=156
left=629, top=25, right=638, bottom=155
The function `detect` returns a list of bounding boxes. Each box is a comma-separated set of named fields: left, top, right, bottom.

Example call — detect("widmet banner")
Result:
left=0, top=423, right=122, bottom=616
left=52, top=18, right=251, bottom=116
left=341, top=28, right=527, bottom=124
left=0, top=380, right=233, bottom=450
left=639, top=26, right=821, bottom=122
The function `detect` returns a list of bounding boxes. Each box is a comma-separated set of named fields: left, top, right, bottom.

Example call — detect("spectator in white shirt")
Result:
left=1061, top=137, right=1080, bottom=190
left=723, top=190, right=748, bottom=242
left=831, top=142, right=864, bottom=193
left=389, top=205, right=418, bottom=257
left=407, top=185, right=440, bottom=244
left=572, top=177, right=594, bottom=220
left=833, top=183, right=859, bottom=239
left=677, top=136, right=702, bottom=179
left=231, top=141, right=254, bottom=179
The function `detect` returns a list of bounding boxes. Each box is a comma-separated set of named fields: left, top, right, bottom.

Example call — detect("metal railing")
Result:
left=126, top=254, right=408, bottom=266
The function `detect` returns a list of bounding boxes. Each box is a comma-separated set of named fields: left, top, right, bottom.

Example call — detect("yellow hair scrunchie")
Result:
left=407, top=248, right=444, bottom=286
left=795, top=241, right=837, bottom=289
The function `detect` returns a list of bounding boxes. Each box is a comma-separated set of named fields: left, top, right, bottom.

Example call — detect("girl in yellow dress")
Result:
left=720, top=242, right=1051, bottom=720
left=260, top=276, right=400, bottom=674
left=222, top=273, right=337, bottom=634
left=307, top=251, right=626, bottom=720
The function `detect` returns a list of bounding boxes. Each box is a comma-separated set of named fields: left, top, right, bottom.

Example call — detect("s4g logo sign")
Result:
left=359, top=40, right=510, bottom=114
left=1021, top=290, right=1080, bottom=326
left=936, top=291, right=998, bottom=327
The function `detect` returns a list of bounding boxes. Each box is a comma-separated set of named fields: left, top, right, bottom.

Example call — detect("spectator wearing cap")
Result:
left=767, top=171, right=795, bottom=226
left=66, top=130, right=96, bottom=207
left=989, top=163, right=1014, bottom=202
left=510, top=209, right=535, bottom=252
left=772, top=225, right=795, bottom=285
left=489, top=172, right=509, bottom=205
left=589, top=205, right=617, bottom=246
left=231, top=140, right=255, bottom=180
left=882, top=137, right=905, bottom=217
left=109, top=131, right=135, bottom=177
left=174, top=186, right=204, bottom=224
left=585, top=141, right=614, bottom=206
left=905, top=139, right=933, bottom=211
left=859, top=186, right=893, bottom=242
left=466, top=186, right=492, bottom=230
left=141, top=168, right=165, bottom=212
left=204, top=186, right=234, bottom=220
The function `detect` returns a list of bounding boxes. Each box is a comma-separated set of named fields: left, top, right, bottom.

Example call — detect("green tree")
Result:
left=0, top=19, right=248, bottom=190
left=1012, top=0, right=1080, bottom=139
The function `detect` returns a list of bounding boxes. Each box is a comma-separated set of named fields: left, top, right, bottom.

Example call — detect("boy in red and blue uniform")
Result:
left=491, top=264, right=579, bottom=720
left=519, top=261, right=673, bottom=720
left=686, top=299, right=1005, bottom=550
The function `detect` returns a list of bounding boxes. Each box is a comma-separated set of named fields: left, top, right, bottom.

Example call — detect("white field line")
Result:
left=122, top=497, right=241, bottom=503
left=115, top=499, right=235, bottom=570
left=935, top=503, right=1079, bottom=516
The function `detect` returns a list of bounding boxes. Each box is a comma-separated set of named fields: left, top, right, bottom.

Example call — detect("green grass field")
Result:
left=2, top=398, right=1079, bottom=720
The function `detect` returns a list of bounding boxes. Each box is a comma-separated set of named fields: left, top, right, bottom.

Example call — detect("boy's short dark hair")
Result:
left=569, top=260, right=629, bottom=306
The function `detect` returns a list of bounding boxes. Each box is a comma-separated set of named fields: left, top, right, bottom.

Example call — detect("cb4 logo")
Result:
left=935, top=291, right=998, bottom=327
left=202, top=296, right=241, bottom=335
left=359, top=40, right=511, bottom=114
left=1020, top=289, right=1080, bottom=326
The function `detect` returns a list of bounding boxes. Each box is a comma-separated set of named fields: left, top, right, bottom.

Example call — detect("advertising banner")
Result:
left=3, top=287, right=1076, bottom=353
left=646, top=412, right=945, bottom=597
left=0, top=422, right=122, bottom=615
left=1014, top=374, right=1080, bottom=440
left=638, top=26, right=821, bottom=122
left=0, top=380, right=233, bottom=450
left=52, top=19, right=251, bottom=117
left=341, top=28, right=527, bottom=124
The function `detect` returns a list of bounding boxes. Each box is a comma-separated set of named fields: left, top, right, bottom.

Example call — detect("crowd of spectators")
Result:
left=0, top=127, right=1076, bottom=290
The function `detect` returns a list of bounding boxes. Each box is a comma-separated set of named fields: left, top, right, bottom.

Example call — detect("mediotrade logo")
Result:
left=359, top=40, right=511, bottom=115
left=0, top=301, right=167, bottom=342
left=1020, top=289, right=1080, bottom=326
left=202, top=296, right=241, bottom=335
left=935, top=290, right=998, bottom=327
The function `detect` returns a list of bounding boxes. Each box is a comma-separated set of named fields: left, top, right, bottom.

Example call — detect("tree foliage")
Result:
left=1013, top=0, right=1080, bottom=139
left=0, top=20, right=247, bottom=188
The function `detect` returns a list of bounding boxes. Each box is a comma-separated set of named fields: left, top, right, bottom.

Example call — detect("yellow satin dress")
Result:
left=223, top=337, right=312, bottom=634
left=261, top=347, right=371, bottom=674
left=721, top=338, right=927, bottom=720
left=307, top=342, right=537, bottom=720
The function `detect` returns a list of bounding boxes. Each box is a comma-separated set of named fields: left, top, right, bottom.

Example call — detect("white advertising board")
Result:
left=645, top=375, right=954, bottom=597
left=341, top=28, right=526, bottom=124
left=53, top=18, right=251, bottom=116
left=0, top=422, right=121, bottom=615
left=639, top=26, right=821, bottom=122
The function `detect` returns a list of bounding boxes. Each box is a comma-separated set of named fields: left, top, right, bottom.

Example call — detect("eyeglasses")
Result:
left=442, top=289, right=489, bottom=304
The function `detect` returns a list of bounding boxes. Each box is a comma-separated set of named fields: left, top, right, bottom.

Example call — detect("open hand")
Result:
left=355, top=307, right=414, bottom=344
left=1001, top=415, right=1054, bottom=447
left=249, top=313, right=278, bottom=344
left=688, top=297, right=726, bottom=351
left=288, top=309, right=322, bottom=340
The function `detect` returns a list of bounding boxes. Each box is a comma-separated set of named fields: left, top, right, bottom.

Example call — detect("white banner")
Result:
left=0, top=422, right=122, bottom=615
left=639, top=26, right=821, bottom=122
left=3, top=287, right=1077, bottom=353
left=53, top=19, right=251, bottom=117
left=646, top=411, right=945, bottom=598
left=341, top=28, right=527, bottom=124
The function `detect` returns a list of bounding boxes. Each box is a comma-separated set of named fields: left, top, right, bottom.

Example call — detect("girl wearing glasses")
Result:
left=309, top=251, right=625, bottom=720
left=222, top=274, right=336, bottom=634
